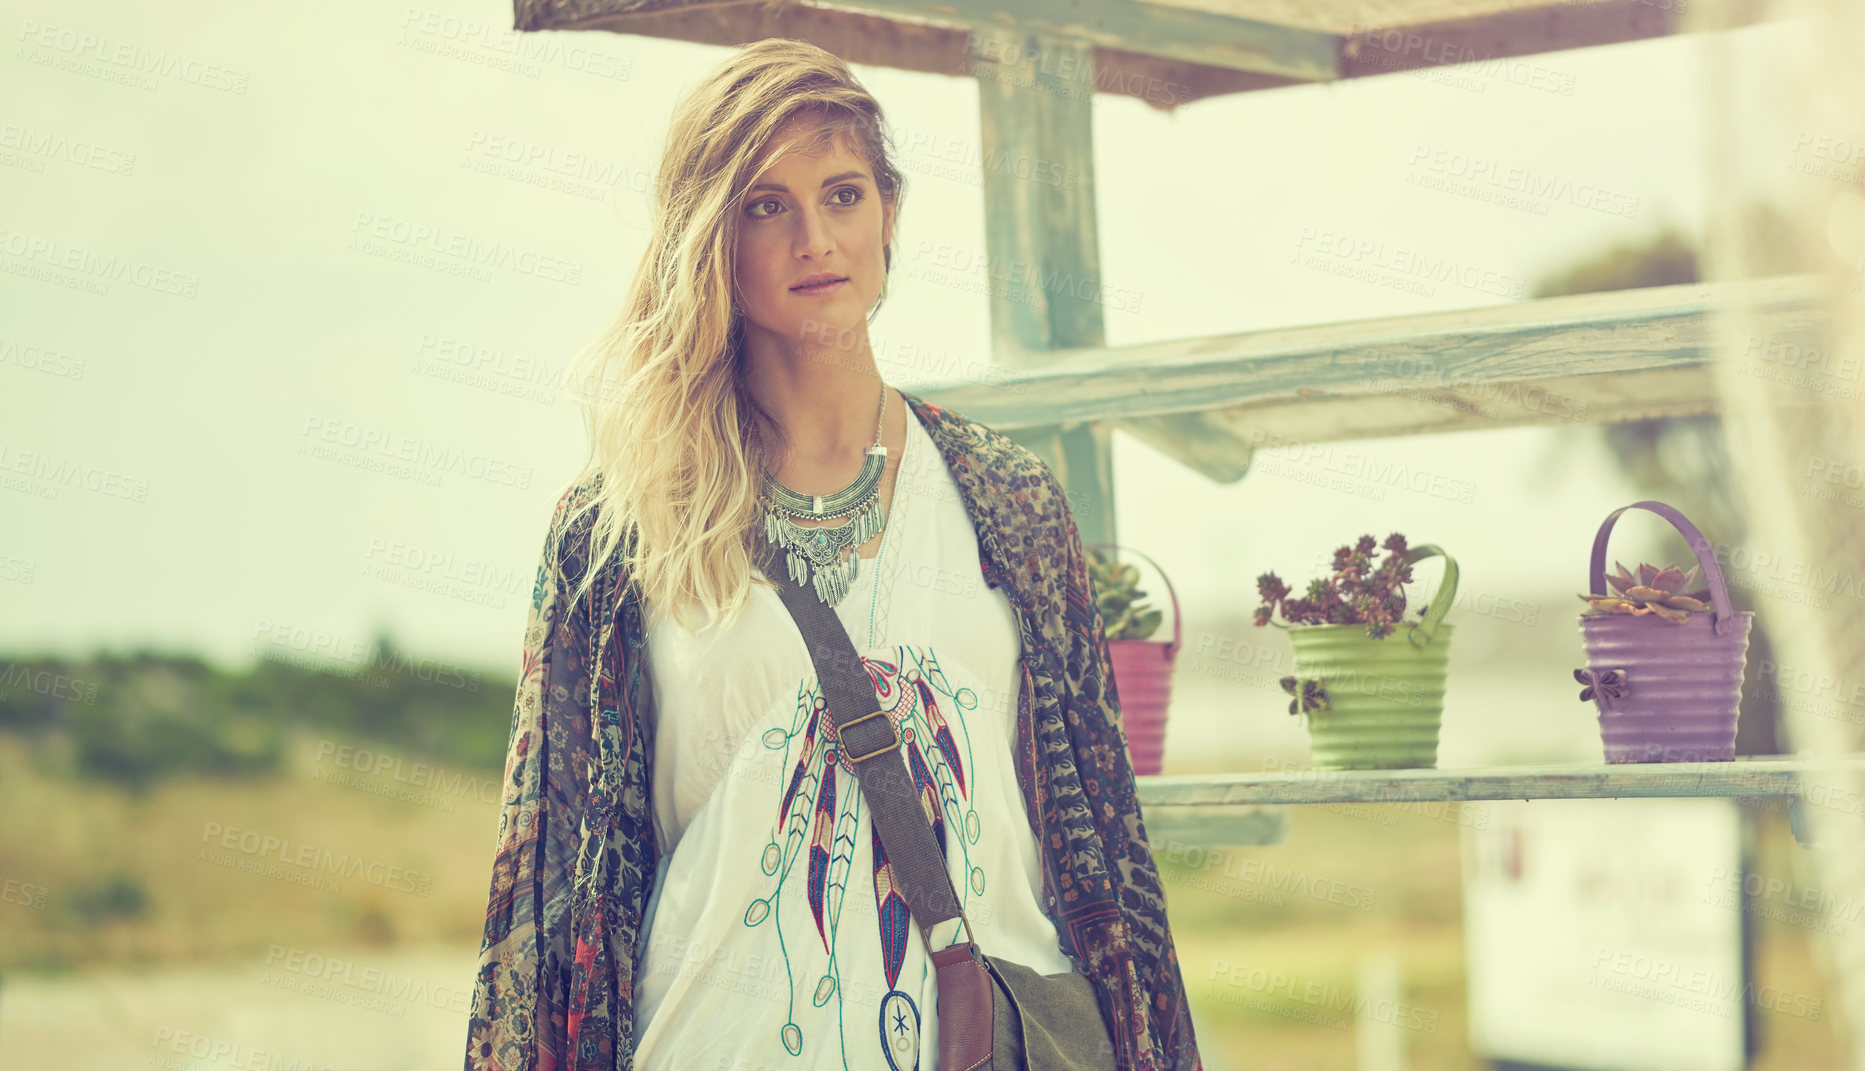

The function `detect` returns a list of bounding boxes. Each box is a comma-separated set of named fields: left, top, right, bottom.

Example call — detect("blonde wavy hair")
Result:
left=555, top=38, right=906, bottom=633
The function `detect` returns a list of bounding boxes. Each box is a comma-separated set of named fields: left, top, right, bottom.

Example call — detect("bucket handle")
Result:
left=1405, top=544, right=1459, bottom=649
left=1086, top=543, right=1182, bottom=657
left=1589, top=500, right=1738, bottom=636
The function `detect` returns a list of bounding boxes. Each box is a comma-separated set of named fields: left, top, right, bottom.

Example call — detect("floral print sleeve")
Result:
left=465, top=486, right=597, bottom=1071
left=1055, top=485, right=1202, bottom=1071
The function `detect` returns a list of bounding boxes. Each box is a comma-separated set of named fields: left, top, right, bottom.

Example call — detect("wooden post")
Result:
left=1698, top=0, right=1865, bottom=1064
left=1356, top=954, right=1406, bottom=1071
left=970, top=28, right=1117, bottom=550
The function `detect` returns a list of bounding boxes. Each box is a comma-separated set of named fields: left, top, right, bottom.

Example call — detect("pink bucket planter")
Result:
left=1577, top=501, right=1754, bottom=763
left=1091, top=544, right=1181, bottom=776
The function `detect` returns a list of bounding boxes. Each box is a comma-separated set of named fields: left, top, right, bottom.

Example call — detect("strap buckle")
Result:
left=838, top=707, right=900, bottom=763
left=920, top=911, right=980, bottom=961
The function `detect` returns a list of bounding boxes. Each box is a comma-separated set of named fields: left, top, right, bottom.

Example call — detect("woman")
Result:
left=464, top=38, right=1201, bottom=1071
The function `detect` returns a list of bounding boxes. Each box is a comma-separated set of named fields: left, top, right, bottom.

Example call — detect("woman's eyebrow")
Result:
left=751, top=170, right=869, bottom=193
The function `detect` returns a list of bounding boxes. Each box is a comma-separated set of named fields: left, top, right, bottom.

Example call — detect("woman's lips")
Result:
left=790, top=278, right=847, bottom=295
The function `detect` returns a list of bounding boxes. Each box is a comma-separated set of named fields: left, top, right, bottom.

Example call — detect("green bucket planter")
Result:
left=1284, top=545, right=1459, bottom=770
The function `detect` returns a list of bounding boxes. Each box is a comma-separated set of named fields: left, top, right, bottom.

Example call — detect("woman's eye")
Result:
left=747, top=188, right=860, bottom=217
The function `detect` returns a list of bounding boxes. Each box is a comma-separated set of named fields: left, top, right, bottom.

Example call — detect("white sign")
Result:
left=1461, top=797, right=1746, bottom=1071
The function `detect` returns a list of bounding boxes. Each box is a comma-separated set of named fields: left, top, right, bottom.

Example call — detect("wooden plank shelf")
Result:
left=784, top=0, right=1341, bottom=82
left=1135, top=802, right=1291, bottom=846
left=1134, top=754, right=1865, bottom=807
left=519, top=0, right=1779, bottom=109
left=913, top=274, right=1827, bottom=481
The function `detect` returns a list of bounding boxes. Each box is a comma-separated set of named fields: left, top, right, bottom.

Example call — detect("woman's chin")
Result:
left=787, top=313, right=866, bottom=348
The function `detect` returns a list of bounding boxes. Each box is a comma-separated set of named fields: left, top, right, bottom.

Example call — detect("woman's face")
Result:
left=734, top=128, right=893, bottom=349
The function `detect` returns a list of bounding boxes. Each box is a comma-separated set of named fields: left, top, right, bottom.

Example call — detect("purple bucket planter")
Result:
left=1578, top=501, right=1755, bottom=763
left=1091, top=544, right=1182, bottom=776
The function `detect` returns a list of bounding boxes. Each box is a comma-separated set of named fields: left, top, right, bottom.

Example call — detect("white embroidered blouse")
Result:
left=634, top=405, right=1076, bottom=1071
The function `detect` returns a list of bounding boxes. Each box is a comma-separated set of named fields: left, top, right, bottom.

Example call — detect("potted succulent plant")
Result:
left=1576, top=500, right=1754, bottom=763
left=1254, top=534, right=1459, bottom=770
left=1087, top=544, right=1181, bottom=775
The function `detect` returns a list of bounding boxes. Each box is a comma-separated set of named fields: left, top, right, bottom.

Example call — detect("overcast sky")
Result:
left=1, top=1, right=1811, bottom=677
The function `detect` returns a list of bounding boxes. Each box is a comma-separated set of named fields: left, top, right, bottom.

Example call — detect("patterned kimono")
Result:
left=464, top=390, right=1203, bottom=1071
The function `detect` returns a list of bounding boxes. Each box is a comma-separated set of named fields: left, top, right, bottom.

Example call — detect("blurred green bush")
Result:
left=0, top=633, right=515, bottom=790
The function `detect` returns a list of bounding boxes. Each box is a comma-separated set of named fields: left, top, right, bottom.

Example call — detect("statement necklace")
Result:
left=759, top=381, right=889, bottom=607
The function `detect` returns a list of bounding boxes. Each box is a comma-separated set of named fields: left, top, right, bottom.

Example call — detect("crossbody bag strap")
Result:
left=753, top=537, right=980, bottom=961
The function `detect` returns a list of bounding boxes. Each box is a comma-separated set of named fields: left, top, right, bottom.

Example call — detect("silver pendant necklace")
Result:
left=759, top=381, right=889, bottom=607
